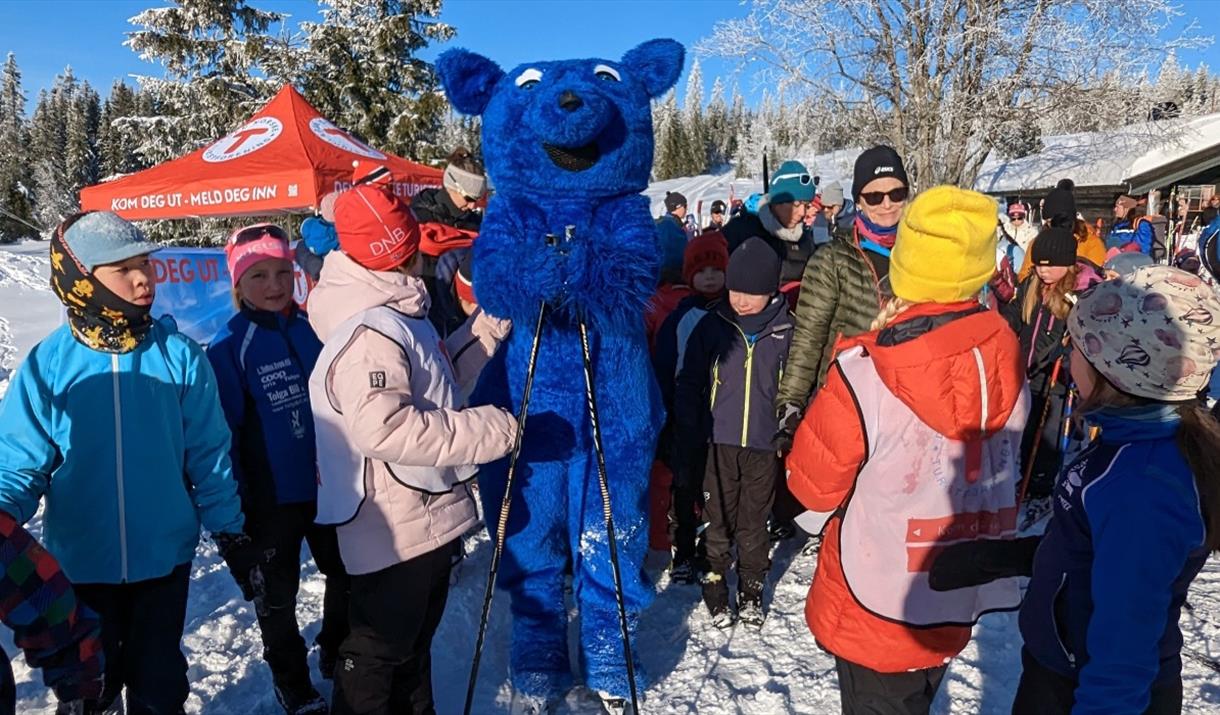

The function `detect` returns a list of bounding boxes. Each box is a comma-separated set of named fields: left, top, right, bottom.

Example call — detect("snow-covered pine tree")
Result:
left=126, top=0, right=286, bottom=161
left=66, top=83, right=101, bottom=193
left=29, top=74, right=74, bottom=228
left=98, top=81, right=143, bottom=178
left=0, top=53, right=34, bottom=241
left=297, top=0, right=454, bottom=162
left=705, top=77, right=732, bottom=169
left=683, top=59, right=709, bottom=175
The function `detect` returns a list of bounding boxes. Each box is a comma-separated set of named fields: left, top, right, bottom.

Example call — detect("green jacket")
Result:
left=776, top=226, right=889, bottom=411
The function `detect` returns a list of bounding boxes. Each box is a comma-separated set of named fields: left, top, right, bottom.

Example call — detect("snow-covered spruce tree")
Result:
left=0, top=53, right=34, bottom=241
left=97, top=81, right=144, bottom=179
left=297, top=0, right=453, bottom=162
left=703, top=0, right=1209, bottom=188
left=683, top=59, right=709, bottom=174
left=126, top=0, right=286, bottom=162
left=705, top=77, right=733, bottom=169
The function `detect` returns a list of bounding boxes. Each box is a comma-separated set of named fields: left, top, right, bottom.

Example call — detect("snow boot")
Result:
left=273, top=679, right=327, bottom=715
left=509, top=691, right=552, bottom=715
left=701, top=571, right=734, bottom=628
left=768, top=519, right=796, bottom=542
left=738, top=578, right=765, bottom=629
left=317, top=645, right=336, bottom=681
left=596, top=690, right=635, bottom=715
left=669, top=555, right=696, bottom=585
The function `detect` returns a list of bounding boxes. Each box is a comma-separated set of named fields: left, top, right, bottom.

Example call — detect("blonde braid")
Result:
left=871, top=297, right=913, bottom=331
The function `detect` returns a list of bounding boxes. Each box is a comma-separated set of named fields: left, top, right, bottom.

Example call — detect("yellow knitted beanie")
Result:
left=890, top=185, right=998, bottom=304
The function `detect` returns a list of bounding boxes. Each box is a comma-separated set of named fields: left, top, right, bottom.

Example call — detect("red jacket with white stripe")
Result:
left=786, top=300, right=1028, bottom=672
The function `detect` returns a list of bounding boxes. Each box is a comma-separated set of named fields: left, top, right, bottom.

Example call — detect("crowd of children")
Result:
left=0, top=141, right=1217, bottom=715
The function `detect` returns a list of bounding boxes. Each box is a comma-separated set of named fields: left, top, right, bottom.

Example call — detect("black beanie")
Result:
left=726, top=237, right=781, bottom=295
left=1042, top=185, right=1076, bottom=228
left=852, top=145, right=909, bottom=200
left=1030, top=227, right=1077, bottom=267
left=664, top=191, right=687, bottom=213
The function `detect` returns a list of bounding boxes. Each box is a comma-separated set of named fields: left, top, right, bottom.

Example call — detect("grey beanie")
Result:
left=63, top=212, right=160, bottom=272
left=726, top=237, right=781, bottom=295
left=820, top=183, right=845, bottom=207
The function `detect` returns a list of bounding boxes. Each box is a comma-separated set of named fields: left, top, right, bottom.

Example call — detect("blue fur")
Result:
left=440, top=40, right=682, bottom=700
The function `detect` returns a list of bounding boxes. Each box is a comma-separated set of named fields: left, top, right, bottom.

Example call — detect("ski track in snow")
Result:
left=3, top=206, right=1220, bottom=713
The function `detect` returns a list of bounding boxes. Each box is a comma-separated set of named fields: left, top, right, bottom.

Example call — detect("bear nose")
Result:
left=558, top=90, right=583, bottom=112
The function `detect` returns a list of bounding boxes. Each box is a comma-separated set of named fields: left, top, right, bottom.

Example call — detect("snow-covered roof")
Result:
left=974, top=111, right=1220, bottom=195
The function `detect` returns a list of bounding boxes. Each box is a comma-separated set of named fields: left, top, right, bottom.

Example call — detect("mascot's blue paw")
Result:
left=439, top=39, right=682, bottom=702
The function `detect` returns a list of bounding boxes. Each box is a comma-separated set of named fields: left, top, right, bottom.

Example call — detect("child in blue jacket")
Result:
left=933, top=265, right=1220, bottom=715
left=207, top=223, right=348, bottom=715
left=0, top=212, right=263, bottom=714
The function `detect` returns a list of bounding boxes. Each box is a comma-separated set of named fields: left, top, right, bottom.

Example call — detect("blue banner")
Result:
left=150, top=247, right=311, bottom=345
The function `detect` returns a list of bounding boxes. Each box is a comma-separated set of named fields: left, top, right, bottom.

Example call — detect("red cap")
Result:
left=352, top=160, right=392, bottom=186
left=334, top=185, right=420, bottom=271
left=682, top=231, right=729, bottom=286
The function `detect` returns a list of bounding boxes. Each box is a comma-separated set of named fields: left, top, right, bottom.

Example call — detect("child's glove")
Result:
left=928, top=536, right=1042, bottom=591
left=771, top=402, right=803, bottom=453
left=215, top=532, right=273, bottom=617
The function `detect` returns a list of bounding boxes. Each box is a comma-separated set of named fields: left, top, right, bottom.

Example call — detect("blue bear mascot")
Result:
left=438, top=39, right=683, bottom=711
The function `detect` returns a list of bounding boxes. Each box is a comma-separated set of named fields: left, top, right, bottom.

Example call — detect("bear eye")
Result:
left=515, top=68, right=543, bottom=89
left=593, top=64, right=621, bottom=82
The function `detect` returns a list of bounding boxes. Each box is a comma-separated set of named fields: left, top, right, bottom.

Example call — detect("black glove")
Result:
left=771, top=402, right=803, bottom=453
left=215, top=532, right=273, bottom=617
left=928, top=536, right=1042, bottom=591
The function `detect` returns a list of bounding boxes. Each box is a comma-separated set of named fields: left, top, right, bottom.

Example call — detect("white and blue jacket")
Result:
left=1019, top=407, right=1208, bottom=715
left=1106, top=218, right=1155, bottom=255
left=207, top=306, right=322, bottom=510
left=0, top=319, right=245, bottom=584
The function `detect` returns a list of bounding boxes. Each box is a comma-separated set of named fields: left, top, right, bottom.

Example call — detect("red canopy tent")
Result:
left=80, top=85, right=442, bottom=220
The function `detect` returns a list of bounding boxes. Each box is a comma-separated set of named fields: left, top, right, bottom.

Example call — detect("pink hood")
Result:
left=309, top=251, right=430, bottom=342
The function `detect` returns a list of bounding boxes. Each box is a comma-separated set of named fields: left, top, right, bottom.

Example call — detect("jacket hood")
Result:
left=308, top=251, right=430, bottom=342
left=839, top=301, right=1024, bottom=440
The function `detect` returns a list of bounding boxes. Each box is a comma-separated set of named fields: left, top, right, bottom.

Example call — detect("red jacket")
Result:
left=786, top=301, right=1025, bottom=672
left=645, top=283, right=693, bottom=352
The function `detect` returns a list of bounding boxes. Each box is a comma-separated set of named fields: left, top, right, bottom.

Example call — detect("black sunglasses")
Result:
left=859, top=187, right=910, bottom=206
left=231, top=224, right=290, bottom=246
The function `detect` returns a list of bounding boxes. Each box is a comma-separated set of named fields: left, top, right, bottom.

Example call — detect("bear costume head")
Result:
left=437, top=39, right=684, bottom=198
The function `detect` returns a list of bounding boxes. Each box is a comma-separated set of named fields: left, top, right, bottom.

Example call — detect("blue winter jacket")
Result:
left=0, top=319, right=245, bottom=584
left=1019, top=407, right=1208, bottom=715
left=206, top=306, right=322, bottom=508
left=1106, top=218, right=1154, bottom=255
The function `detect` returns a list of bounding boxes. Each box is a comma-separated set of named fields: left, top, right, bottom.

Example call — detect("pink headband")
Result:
left=226, top=234, right=293, bottom=287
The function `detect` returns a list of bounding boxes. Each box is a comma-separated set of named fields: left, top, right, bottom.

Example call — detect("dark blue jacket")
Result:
left=207, top=306, right=323, bottom=509
left=674, top=296, right=793, bottom=458
left=1106, top=218, right=1154, bottom=255
left=1019, top=407, right=1208, bottom=715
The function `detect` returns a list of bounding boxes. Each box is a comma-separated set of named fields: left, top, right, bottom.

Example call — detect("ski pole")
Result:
left=464, top=301, right=547, bottom=715
left=577, top=319, right=640, bottom=713
left=1018, top=343, right=1068, bottom=506
left=1059, top=387, right=1075, bottom=455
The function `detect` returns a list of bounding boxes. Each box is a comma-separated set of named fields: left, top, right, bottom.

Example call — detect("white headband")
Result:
left=443, top=164, right=487, bottom=200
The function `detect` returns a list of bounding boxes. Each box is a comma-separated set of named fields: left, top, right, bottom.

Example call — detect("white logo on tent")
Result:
left=309, top=118, right=386, bottom=160
left=202, top=117, right=284, bottom=163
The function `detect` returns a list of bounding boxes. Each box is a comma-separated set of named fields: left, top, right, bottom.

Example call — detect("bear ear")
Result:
left=621, top=39, right=685, bottom=99
left=437, top=49, right=505, bottom=116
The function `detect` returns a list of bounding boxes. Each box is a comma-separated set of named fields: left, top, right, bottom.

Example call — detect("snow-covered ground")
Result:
left=2, top=237, right=1219, bottom=714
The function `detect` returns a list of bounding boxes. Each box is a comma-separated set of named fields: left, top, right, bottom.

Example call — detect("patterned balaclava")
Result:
left=50, top=217, right=154, bottom=353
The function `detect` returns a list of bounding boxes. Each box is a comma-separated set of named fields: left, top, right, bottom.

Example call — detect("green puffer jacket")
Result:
left=776, top=226, right=890, bottom=411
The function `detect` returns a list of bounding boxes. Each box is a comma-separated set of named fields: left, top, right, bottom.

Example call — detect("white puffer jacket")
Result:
left=308, top=251, right=515, bottom=575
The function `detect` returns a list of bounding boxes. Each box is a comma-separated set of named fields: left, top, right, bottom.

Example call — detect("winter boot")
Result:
left=596, top=690, right=636, bottom=715
left=509, top=691, right=552, bottom=715
left=768, top=518, right=795, bottom=542
left=273, top=682, right=327, bottom=715
left=701, top=571, right=734, bottom=628
left=737, top=578, right=765, bottom=629
left=316, top=644, right=336, bottom=681
left=669, top=555, right=696, bottom=585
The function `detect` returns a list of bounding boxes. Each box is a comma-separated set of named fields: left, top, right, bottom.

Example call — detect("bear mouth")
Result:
left=543, top=142, right=601, bottom=172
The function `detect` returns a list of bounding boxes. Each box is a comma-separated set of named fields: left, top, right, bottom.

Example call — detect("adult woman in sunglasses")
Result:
left=775, top=146, right=911, bottom=452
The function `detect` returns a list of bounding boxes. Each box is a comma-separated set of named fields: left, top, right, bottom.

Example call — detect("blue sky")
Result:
left=1, top=0, right=1217, bottom=112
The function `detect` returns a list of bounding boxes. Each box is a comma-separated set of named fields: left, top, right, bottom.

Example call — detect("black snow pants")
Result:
left=61, top=563, right=192, bottom=715
left=1012, top=648, right=1183, bottom=714
left=248, top=502, right=350, bottom=691
left=702, top=444, right=778, bottom=584
left=330, top=540, right=458, bottom=715
left=1019, top=382, right=1068, bottom=499
left=835, top=656, right=948, bottom=715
